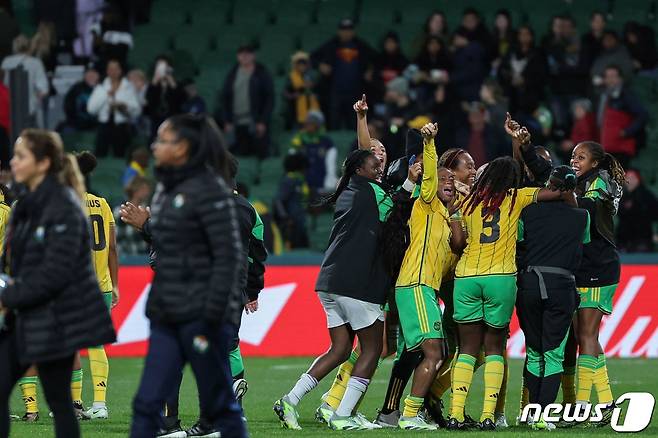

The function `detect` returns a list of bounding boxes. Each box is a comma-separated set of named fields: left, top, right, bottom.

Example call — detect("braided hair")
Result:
left=319, top=149, right=374, bottom=206
left=579, top=141, right=626, bottom=187
left=439, top=148, right=468, bottom=170
left=461, top=156, right=522, bottom=218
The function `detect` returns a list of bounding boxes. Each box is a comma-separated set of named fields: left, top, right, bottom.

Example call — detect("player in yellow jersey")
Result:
left=393, top=123, right=462, bottom=430
left=447, top=156, right=571, bottom=430
left=0, top=190, right=10, bottom=256
left=76, top=152, right=119, bottom=420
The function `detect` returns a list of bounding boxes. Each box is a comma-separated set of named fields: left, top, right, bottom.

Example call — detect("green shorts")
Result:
left=438, top=280, right=457, bottom=355
left=103, top=292, right=112, bottom=311
left=453, top=274, right=517, bottom=328
left=395, top=285, right=444, bottom=351
left=578, top=284, right=616, bottom=315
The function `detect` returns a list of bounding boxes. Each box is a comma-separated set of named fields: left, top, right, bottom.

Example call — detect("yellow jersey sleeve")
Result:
left=513, top=187, right=540, bottom=215
left=420, top=138, right=437, bottom=206
left=0, top=203, right=11, bottom=255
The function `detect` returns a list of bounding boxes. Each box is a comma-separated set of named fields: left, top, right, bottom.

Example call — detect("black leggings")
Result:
left=0, top=330, right=78, bottom=438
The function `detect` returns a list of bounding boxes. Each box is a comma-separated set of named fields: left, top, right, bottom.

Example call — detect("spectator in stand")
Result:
left=480, top=78, right=508, bottom=134
left=87, top=58, right=141, bottom=158
left=0, top=70, right=8, bottom=169
left=290, top=110, right=337, bottom=195
left=29, top=21, right=57, bottom=73
left=591, top=31, right=634, bottom=84
left=616, top=169, right=658, bottom=253
left=1, top=35, right=49, bottom=127
left=373, top=31, right=409, bottom=102
left=498, top=25, right=547, bottom=115
left=559, top=98, right=598, bottom=162
left=145, top=56, right=185, bottom=140
left=122, top=146, right=149, bottom=187
left=413, top=36, right=451, bottom=107
left=380, top=77, right=417, bottom=161
left=283, top=51, right=320, bottom=130
left=311, top=18, right=375, bottom=130
left=221, top=43, right=274, bottom=158
left=426, top=83, right=456, bottom=149
left=114, top=175, right=152, bottom=255
left=460, top=7, right=494, bottom=61
left=180, top=78, right=207, bottom=115
left=623, top=22, right=658, bottom=73
left=455, top=102, right=508, bottom=166
left=450, top=28, right=487, bottom=104
left=61, top=63, right=99, bottom=132
left=128, top=68, right=148, bottom=108
left=543, top=15, right=588, bottom=137
left=412, top=11, right=449, bottom=57
left=581, top=11, right=606, bottom=71
left=0, top=5, right=19, bottom=61
left=596, top=65, right=648, bottom=168
left=492, top=9, right=515, bottom=69
left=274, top=150, right=309, bottom=250
left=91, top=5, right=133, bottom=69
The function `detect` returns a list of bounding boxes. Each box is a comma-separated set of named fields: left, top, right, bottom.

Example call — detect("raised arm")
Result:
left=354, top=94, right=372, bottom=150
left=420, top=122, right=439, bottom=204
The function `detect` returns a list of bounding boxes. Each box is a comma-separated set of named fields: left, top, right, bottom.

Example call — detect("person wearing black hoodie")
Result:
left=0, top=129, right=115, bottom=438
left=129, top=115, right=247, bottom=438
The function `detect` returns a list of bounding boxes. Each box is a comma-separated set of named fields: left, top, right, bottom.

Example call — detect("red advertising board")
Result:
left=106, top=265, right=658, bottom=358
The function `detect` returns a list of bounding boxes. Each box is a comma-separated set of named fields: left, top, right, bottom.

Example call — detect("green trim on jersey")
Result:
left=517, top=218, right=525, bottom=242
left=584, top=176, right=609, bottom=200
left=583, top=210, right=591, bottom=244
left=251, top=209, right=265, bottom=241
left=369, top=182, right=393, bottom=222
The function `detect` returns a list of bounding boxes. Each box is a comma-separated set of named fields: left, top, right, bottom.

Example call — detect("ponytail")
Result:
left=601, top=152, right=626, bottom=187
left=59, top=153, right=86, bottom=200
left=318, top=149, right=373, bottom=206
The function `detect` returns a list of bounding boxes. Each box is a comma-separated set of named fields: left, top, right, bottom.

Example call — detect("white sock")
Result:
left=92, top=402, right=106, bottom=409
left=335, top=376, right=369, bottom=417
left=286, top=373, right=318, bottom=406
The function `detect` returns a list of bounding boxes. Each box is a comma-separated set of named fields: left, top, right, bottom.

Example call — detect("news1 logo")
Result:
left=520, top=392, right=655, bottom=432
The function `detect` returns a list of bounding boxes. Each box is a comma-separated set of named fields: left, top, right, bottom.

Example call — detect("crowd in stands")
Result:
left=0, top=1, right=657, bottom=254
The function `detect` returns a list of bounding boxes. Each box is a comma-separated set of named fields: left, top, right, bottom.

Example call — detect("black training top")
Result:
left=517, top=201, right=590, bottom=289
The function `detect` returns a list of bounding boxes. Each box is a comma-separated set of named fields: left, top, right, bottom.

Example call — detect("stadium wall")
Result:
left=106, top=263, right=658, bottom=358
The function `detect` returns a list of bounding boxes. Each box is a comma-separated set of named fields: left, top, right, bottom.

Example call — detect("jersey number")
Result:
left=89, top=214, right=106, bottom=251
left=479, top=208, right=501, bottom=244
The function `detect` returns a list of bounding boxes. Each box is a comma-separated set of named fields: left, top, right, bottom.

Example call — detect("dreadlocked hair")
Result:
left=380, top=190, right=414, bottom=281
left=461, top=157, right=522, bottom=218
left=439, top=148, right=467, bottom=170
left=580, top=141, right=626, bottom=187
left=318, top=149, right=374, bottom=206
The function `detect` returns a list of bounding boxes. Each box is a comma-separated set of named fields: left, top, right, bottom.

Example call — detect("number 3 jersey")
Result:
left=84, top=193, right=115, bottom=292
left=455, top=187, right=539, bottom=278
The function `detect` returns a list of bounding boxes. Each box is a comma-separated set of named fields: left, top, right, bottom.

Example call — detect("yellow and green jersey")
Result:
left=84, top=193, right=114, bottom=292
left=396, top=138, right=452, bottom=290
left=442, top=191, right=466, bottom=281
left=455, top=187, right=539, bottom=278
left=0, top=201, right=10, bottom=255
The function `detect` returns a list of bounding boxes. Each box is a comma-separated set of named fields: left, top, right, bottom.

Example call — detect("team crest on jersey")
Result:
left=434, top=321, right=442, bottom=331
left=34, top=226, right=45, bottom=242
left=173, top=194, right=185, bottom=208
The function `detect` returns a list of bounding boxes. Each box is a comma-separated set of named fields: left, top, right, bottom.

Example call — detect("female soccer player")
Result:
left=569, top=141, right=624, bottom=425
left=274, top=149, right=391, bottom=431
left=393, top=122, right=463, bottom=430
left=0, top=129, right=115, bottom=438
left=448, top=155, right=570, bottom=430
left=129, top=115, right=246, bottom=438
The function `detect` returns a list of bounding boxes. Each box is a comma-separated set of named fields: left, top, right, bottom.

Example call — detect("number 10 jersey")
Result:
left=84, top=193, right=115, bottom=292
left=455, top=187, right=539, bottom=278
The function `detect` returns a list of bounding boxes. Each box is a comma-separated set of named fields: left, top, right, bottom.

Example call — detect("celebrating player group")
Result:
left=273, top=94, right=623, bottom=431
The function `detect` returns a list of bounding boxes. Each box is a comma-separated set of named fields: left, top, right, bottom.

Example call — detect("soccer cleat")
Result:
left=233, top=378, right=248, bottom=402
left=374, top=409, right=400, bottom=428
left=592, top=402, right=616, bottom=427
left=314, top=401, right=334, bottom=424
left=21, top=412, right=39, bottom=422
left=73, top=401, right=90, bottom=420
left=531, top=418, right=557, bottom=431
left=495, top=412, right=509, bottom=428
left=354, top=412, right=382, bottom=429
left=328, top=414, right=366, bottom=430
left=186, top=420, right=221, bottom=437
left=463, top=412, right=478, bottom=428
left=85, top=405, right=109, bottom=419
left=398, top=413, right=438, bottom=430
left=446, top=417, right=469, bottom=430
left=273, top=396, right=301, bottom=430
left=156, top=419, right=186, bottom=438
left=425, top=397, right=447, bottom=428
left=479, top=418, right=496, bottom=430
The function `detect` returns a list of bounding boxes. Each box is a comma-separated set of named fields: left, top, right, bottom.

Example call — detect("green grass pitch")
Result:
left=7, top=357, right=658, bottom=437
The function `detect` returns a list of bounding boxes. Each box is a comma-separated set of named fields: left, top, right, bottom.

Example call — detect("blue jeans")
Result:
left=130, top=320, right=246, bottom=438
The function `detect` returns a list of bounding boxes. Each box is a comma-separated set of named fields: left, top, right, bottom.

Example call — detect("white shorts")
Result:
left=317, top=292, right=384, bottom=331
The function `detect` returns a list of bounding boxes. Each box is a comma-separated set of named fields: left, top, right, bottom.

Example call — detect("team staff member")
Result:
left=517, top=166, right=590, bottom=430
left=394, top=123, right=461, bottom=430
left=274, top=149, right=391, bottom=431
left=0, top=129, right=115, bottom=438
left=569, top=141, right=624, bottom=425
left=129, top=115, right=247, bottom=438
left=449, top=155, right=569, bottom=430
